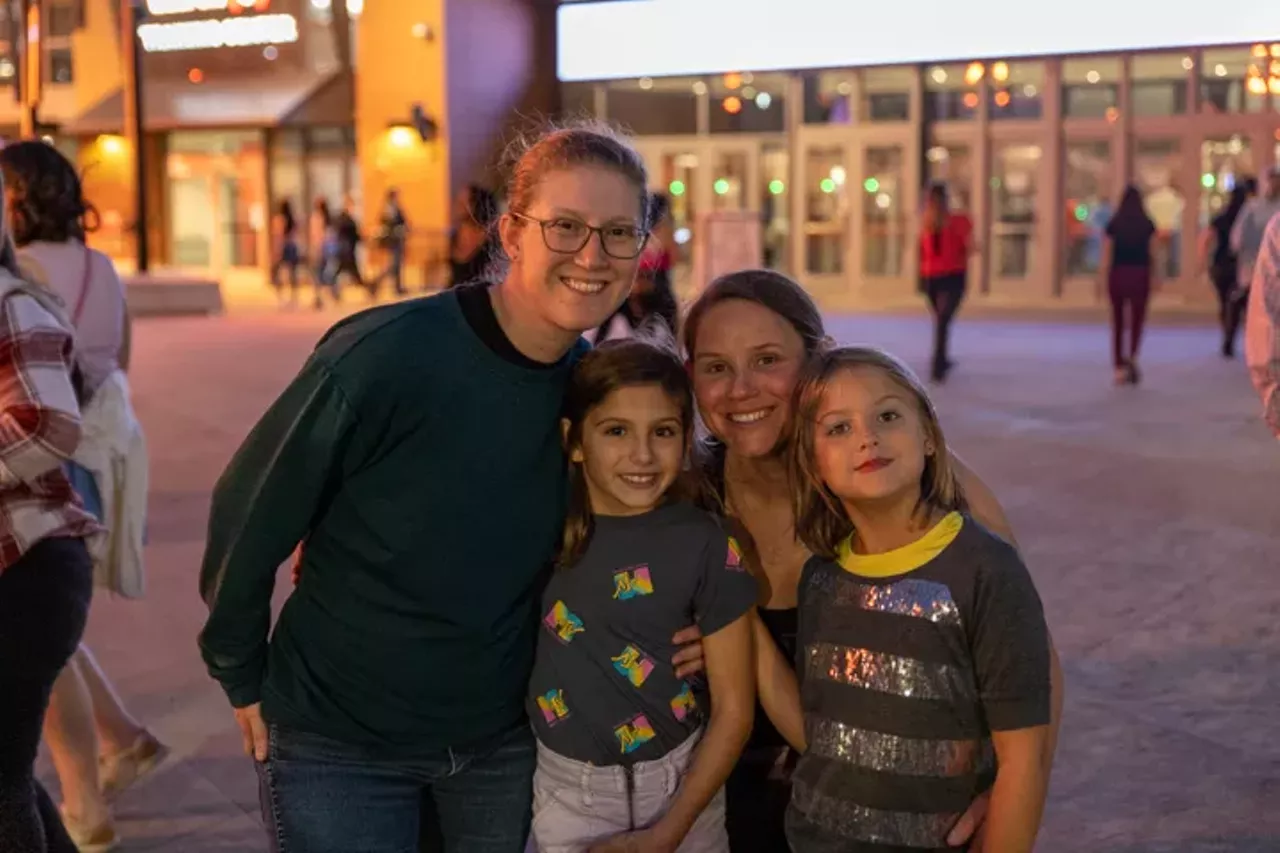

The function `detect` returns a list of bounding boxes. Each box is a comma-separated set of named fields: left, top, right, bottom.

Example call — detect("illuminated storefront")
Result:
left=558, top=0, right=1280, bottom=311
left=63, top=0, right=360, bottom=274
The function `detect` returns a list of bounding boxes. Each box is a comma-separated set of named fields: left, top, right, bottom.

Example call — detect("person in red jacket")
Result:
left=919, top=183, right=975, bottom=383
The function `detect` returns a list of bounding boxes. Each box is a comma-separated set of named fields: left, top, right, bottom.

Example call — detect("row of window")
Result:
left=566, top=46, right=1279, bottom=136
left=0, top=48, right=75, bottom=85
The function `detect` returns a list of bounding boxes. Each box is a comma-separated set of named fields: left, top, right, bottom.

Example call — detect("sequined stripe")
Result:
left=810, top=572, right=962, bottom=627
left=804, top=643, right=975, bottom=701
left=791, top=777, right=961, bottom=849
left=808, top=717, right=992, bottom=778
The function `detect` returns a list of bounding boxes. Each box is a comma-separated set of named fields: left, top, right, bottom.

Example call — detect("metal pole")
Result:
left=122, top=0, right=148, bottom=271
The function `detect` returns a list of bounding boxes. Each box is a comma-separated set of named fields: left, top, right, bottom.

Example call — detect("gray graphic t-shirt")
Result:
left=527, top=501, right=757, bottom=766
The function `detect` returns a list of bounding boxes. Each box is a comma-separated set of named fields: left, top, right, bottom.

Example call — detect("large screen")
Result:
left=558, top=0, right=1280, bottom=82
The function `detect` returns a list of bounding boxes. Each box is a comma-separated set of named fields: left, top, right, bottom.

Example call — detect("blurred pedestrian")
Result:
left=1198, top=180, right=1254, bottom=358
left=1101, top=185, right=1158, bottom=386
left=0, top=161, right=101, bottom=853
left=3, top=139, right=167, bottom=853
left=270, top=200, right=302, bottom=308
left=1244, top=212, right=1280, bottom=439
left=918, top=182, right=975, bottom=383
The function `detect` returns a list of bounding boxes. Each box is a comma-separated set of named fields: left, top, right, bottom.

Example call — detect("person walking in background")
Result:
left=269, top=200, right=302, bottom=308
left=2, top=140, right=166, bottom=853
left=372, top=188, right=409, bottom=297
left=448, top=184, right=499, bottom=288
left=1199, top=180, right=1255, bottom=358
left=1231, top=166, right=1280, bottom=302
left=1245, top=213, right=1280, bottom=440
left=0, top=165, right=102, bottom=852
left=331, top=195, right=366, bottom=297
left=918, top=183, right=974, bottom=383
left=1101, top=186, right=1158, bottom=386
left=309, top=198, right=338, bottom=307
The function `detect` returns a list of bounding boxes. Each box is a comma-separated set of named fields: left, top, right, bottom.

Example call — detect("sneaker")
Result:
left=100, top=731, right=170, bottom=801
left=59, top=806, right=118, bottom=853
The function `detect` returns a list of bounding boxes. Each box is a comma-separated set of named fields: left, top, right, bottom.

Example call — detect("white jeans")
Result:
left=529, top=730, right=728, bottom=853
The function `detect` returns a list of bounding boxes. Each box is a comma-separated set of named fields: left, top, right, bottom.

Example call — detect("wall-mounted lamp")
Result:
left=410, top=22, right=434, bottom=41
left=388, top=103, right=439, bottom=146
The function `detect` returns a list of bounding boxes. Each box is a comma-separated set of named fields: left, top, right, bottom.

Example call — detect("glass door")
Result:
left=860, top=143, right=909, bottom=278
left=799, top=143, right=849, bottom=279
left=637, top=142, right=701, bottom=295
left=1134, top=139, right=1187, bottom=281
left=989, top=140, right=1044, bottom=287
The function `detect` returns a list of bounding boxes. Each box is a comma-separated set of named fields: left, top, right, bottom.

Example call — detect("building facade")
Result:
left=0, top=0, right=558, bottom=289
left=558, top=1, right=1280, bottom=312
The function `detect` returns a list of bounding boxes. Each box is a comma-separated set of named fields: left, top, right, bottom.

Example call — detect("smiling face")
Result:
left=691, top=299, right=809, bottom=459
left=500, top=165, right=646, bottom=335
left=569, top=383, right=687, bottom=517
left=811, top=366, right=934, bottom=508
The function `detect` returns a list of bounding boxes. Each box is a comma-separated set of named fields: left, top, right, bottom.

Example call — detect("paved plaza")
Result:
left=38, top=303, right=1280, bottom=852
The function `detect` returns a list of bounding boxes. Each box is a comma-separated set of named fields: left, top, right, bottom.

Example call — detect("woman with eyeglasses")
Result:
left=198, top=120, right=707, bottom=852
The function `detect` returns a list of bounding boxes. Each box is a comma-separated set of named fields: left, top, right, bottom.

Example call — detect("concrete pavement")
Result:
left=38, top=305, right=1280, bottom=852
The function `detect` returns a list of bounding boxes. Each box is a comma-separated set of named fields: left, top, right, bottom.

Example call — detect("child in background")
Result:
left=755, top=346, right=1053, bottom=853
left=527, top=331, right=757, bottom=853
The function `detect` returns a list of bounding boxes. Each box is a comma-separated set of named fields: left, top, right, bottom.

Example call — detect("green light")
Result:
left=713, top=178, right=730, bottom=196
left=863, top=177, right=880, bottom=193
left=768, top=179, right=785, bottom=195
left=669, top=180, right=686, bottom=197
left=1200, top=173, right=1216, bottom=189
left=820, top=178, right=836, bottom=194
left=1074, top=204, right=1089, bottom=222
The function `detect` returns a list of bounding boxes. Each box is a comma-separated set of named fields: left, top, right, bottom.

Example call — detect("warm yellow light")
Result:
left=99, top=135, right=125, bottom=156
left=388, top=126, right=415, bottom=148
left=1252, top=43, right=1269, bottom=58
left=1270, top=76, right=1280, bottom=95
left=964, top=62, right=984, bottom=86
left=1247, top=76, right=1268, bottom=95
left=992, top=61, right=1009, bottom=82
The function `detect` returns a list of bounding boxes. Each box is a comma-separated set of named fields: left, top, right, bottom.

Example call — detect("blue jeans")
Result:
left=257, top=722, right=535, bottom=853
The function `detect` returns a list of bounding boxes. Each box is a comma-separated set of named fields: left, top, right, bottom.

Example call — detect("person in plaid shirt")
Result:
left=0, top=236, right=102, bottom=852
left=1245, top=212, right=1280, bottom=440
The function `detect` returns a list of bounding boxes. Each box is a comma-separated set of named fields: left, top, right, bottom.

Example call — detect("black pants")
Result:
left=1211, top=266, right=1246, bottom=355
left=924, top=273, right=966, bottom=380
left=0, top=537, right=93, bottom=853
left=724, top=748, right=792, bottom=853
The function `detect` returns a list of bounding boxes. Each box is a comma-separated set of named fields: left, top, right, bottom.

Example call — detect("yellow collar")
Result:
left=836, top=512, right=964, bottom=579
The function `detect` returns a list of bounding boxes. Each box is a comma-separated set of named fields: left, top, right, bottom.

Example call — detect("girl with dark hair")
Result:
left=448, top=184, right=500, bottom=288
left=1, top=139, right=165, bottom=853
left=919, top=183, right=974, bottom=383
left=0, top=155, right=102, bottom=853
left=1102, top=185, right=1158, bottom=385
left=527, top=332, right=755, bottom=852
left=1199, top=181, right=1254, bottom=357
left=270, top=199, right=302, bottom=307
left=681, top=269, right=1063, bottom=853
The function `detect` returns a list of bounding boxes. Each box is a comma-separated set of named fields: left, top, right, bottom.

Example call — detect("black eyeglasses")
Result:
left=510, top=211, right=649, bottom=260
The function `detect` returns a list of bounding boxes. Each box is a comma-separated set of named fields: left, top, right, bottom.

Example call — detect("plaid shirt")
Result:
left=0, top=276, right=101, bottom=573
left=1245, top=213, right=1280, bottom=439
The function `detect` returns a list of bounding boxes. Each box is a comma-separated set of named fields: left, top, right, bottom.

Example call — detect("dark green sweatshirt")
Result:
left=198, top=290, right=584, bottom=750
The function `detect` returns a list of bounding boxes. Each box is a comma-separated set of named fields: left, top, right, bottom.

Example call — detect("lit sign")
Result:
left=146, top=0, right=271, bottom=15
left=557, top=0, right=1280, bottom=81
left=137, top=13, right=298, bottom=52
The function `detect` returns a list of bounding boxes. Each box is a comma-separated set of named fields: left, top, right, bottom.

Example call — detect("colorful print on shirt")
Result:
left=726, top=537, right=745, bottom=571
left=536, top=689, right=570, bottom=726
left=670, top=683, right=698, bottom=722
left=612, top=565, right=654, bottom=600
left=615, top=713, right=657, bottom=754
left=544, top=601, right=585, bottom=644
left=611, top=644, right=655, bottom=687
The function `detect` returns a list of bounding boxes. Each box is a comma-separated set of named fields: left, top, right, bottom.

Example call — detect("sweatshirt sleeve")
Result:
left=198, top=356, right=359, bottom=708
